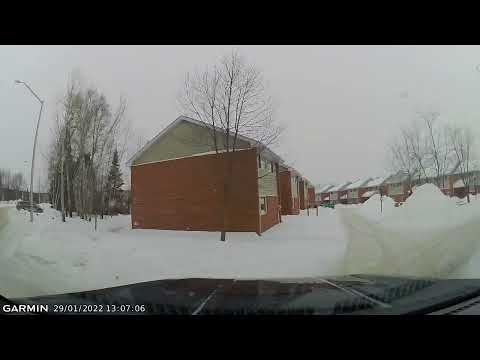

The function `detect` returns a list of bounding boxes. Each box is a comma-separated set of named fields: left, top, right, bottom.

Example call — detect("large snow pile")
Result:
left=342, top=184, right=480, bottom=278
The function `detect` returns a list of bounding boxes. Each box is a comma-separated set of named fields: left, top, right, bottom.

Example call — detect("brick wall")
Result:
left=279, top=171, right=296, bottom=215
left=292, top=197, right=300, bottom=213
left=307, top=187, right=315, bottom=208
left=131, top=148, right=261, bottom=233
left=299, top=180, right=306, bottom=209
left=260, top=196, right=280, bottom=233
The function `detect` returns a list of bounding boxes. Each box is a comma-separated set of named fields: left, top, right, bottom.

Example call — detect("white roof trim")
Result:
left=362, top=190, right=378, bottom=198
left=453, top=179, right=466, bottom=188
left=127, top=115, right=284, bottom=167
left=131, top=148, right=253, bottom=167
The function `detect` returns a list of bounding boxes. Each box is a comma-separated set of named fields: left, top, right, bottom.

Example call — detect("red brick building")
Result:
left=279, top=166, right=301, bottom=215
left=128, top=116, right=284, bottom=234
left=307, top=186, right=316, bottom=208
left=328, top=182, right=351, bottom=205
left=384, top=171, right=411, bottom=203
left=359, top=176, right=388, bottom=203
left=299, top=178, right=315, bottom=209
left=315, top=185, right=334, bottom=205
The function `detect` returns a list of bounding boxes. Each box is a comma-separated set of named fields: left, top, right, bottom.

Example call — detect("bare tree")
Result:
left=447, top=124, right=476, bottom=203
left=47, top=74, right=129, bottom=229
left=179, top=50, right=282, bottom=241
left=387, top=128, right=419, bottom=194
left=419, top=112, right=454, bottom=188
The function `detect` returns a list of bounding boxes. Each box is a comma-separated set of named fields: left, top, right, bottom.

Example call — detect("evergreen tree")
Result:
left=106, top=149, right=124, bottom=213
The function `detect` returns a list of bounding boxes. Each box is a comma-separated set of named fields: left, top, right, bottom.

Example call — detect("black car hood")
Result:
left=9, top=275, right=480, bottom=315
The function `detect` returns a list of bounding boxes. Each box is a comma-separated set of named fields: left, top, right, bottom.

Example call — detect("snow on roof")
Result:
left=385, top=171, right=409, bottom=184
left=453, top=179, right=466, bottom=188
left=345, top=178, right=372, bottom=190
left=340, top=194, right=347, bottom=199
left=318, top=184, right=334, bottom=193
left=362, top=190, right=378, bottom=198
left=365, top=176, right=388, bottom=188
left=329, top=182, right=351, bottom=192
left=128, top=116, right=284, bottom=167
left=129, top=148, right=253, bottom=167
left=279, top=165, right=302, bottom=177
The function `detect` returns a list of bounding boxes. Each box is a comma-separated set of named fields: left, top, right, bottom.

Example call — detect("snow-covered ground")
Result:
left=1, top=185, right=480, bottom=299
left=0, top=204, right=347, bottom=298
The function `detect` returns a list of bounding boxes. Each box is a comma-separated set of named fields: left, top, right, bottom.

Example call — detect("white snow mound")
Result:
left=358, top=194, right=396, bottom=222
left=342, top=184, right=480, bottom=278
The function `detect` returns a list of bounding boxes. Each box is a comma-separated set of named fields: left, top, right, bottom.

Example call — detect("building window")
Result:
left=271, top=162, right=274, bottom=173
left=260, top=197, right=267, bottom=215
left=258, top=155, right=262, bottom=169
left=261, top=159, right=269, bottom=170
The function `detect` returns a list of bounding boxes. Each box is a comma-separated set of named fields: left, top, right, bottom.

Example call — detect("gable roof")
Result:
left=364, top=176, right=388, bottom=188
left=318, top=184, right=334, bottom=193
left=329, top=181, right=351, bottom=192
left=127, top=115, right=284, bottom=167
left=345, top=178, right=372, bottom=190
left=385, top=171, right=409, bottom=184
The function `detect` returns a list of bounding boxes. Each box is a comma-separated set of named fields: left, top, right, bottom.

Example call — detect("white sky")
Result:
left=2, top=45, right=480, bottom=190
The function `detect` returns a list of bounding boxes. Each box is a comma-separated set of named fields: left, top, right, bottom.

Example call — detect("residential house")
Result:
left=448, top=169, right=480, bottom=199
left=345, top=178, right=372, bottom=204
left=128, top=116, right=284, bottom=234
left=307, top=183, right=316, bottom=208
left=315, top=184, right=334, bottom=205
left=385, top=171, right=411, bottom=203
left=299, top=177, right=315, bottom=209
left=279, top=165, right=301, bottom=215
left=329, top=182, right=351, bottom=205
left=360, top=176, right=388, bottom=202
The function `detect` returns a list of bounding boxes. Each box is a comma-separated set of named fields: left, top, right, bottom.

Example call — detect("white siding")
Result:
left=347, top=189, right=358, bottom=199
left=258, top=157, right=277, bottom=197
left=291, top=176, right=299, bottom=198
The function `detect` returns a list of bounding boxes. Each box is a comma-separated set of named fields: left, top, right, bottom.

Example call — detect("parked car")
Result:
left=321, top=203, right=335, bottom=209
left=16, top=201, right=43, bottom=213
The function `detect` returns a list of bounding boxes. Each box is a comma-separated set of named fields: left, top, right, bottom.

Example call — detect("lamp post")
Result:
left=15, top=80, right=44, bottom=222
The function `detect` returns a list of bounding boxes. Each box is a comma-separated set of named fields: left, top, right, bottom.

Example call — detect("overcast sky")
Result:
left=2, top=45, right=480, bottom=189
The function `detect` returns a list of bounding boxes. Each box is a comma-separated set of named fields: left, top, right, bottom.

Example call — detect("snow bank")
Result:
left=0, top=205, right=348, bottom=298
left=357, top=194, right=396, bottom=222
left=342, top=184, right=480, bottom=278
left=0, top=207, right=9, bottom=231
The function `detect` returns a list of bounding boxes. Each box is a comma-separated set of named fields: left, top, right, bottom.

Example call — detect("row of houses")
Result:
left=316, top=163, right=480, bottom=206
left=127, top=116, right=317, bottom=235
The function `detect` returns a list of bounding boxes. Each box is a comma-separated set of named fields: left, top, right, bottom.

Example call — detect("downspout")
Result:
left=275, top=162, right=282, bottom=223
left=130, top=166, right=134, bottom=229
left=255, top=150, right=261, bottom=235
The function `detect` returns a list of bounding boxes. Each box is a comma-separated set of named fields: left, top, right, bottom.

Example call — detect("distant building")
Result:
left=345, top=178, right=372, bottom=204
left=316, top=184, right=334, bottom=205
left=360, top=176, right=388, bottom=202
left=299, top=178, right=315, bottom=209
left=328, top=181, right=351, bottom=205
left=385, top=171, right=411, bottom=203
left=279, top=166, right=301, bottom=215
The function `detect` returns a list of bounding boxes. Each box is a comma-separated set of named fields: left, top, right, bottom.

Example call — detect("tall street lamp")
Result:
left=15, top=80, right=44, bottom=222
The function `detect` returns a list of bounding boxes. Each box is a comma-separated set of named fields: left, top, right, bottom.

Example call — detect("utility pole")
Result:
left=15, top=80, right=44, bottom=222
